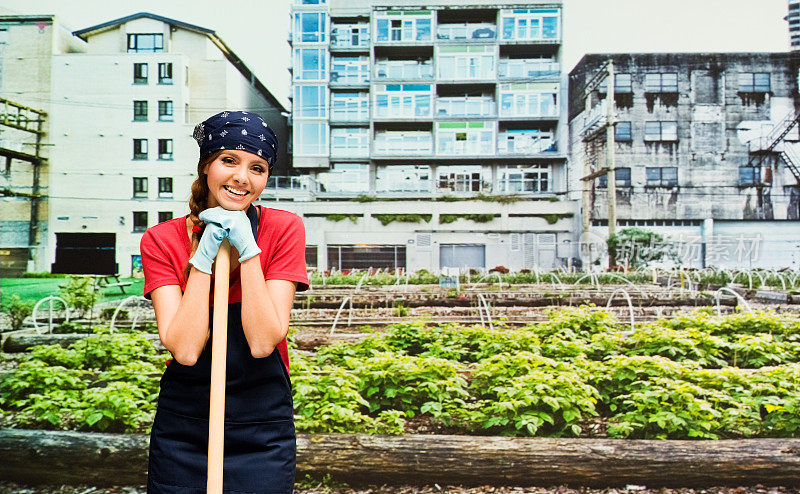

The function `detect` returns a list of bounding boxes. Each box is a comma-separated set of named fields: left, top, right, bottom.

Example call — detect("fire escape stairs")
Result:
left=748, top=110, right=800, bottom=185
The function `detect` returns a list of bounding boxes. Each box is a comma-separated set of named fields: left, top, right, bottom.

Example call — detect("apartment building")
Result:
left=284, top=0, right=577, bottom=272
left=568, top=53, right=800, bottom=269
left=0, top=13, right=288, bottom=276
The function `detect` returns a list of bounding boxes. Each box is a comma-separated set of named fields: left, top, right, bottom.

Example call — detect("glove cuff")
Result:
left=238, top=247, right=262, bottom=263
left=188, top=255, right=212, bottom=274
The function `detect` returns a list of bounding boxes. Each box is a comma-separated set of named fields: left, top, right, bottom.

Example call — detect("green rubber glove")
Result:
left=199, top=207, right=261, bottom=263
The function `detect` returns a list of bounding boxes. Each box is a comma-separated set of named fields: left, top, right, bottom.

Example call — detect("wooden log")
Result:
left=1, top=429, right=799, bottom=488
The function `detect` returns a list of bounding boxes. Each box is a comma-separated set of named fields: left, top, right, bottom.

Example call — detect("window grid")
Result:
left=133, top=212, right=148, bottom=232
left=158, top=139, right=173, bottom=160
left=598, top=168, right=631, bottom=188
left=644, top=121, right=678, bottom=141
left=158, top=101, right=174, bottom=121
left=615, top=122, right=632, bottom=141
left=646, top=167, right=678, bottom=187
left=330, top=128, right=370, bottom=158
left=500, top=9, right=560, bottom=41
left=133, top=63, right=148, bottom=84
left=133, top=177, right=148, bottom=198
left=158, top=177, right=173, bottom=196
left=498, top=165, right=550, bottom=193
left=127, top=33, right=163, bottom=53
left=133, top=101, right=148, bottom=121
left=645, top=73, right=678, bottom=93
left=158, top=211, right=173, bottom=223
left=133, top=139, right=148, bottom=160
left=158, top=63, right=173, bottom=84
left=738, top=72, right=771, bottom=93
left=374, top=13, right=432, bottom=43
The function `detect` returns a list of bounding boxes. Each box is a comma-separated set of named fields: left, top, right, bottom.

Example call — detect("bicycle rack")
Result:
left=32, top=295, right=71, bottom=335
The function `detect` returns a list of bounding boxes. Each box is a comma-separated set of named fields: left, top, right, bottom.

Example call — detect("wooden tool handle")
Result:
left=207, top=238, right=230, bottom=493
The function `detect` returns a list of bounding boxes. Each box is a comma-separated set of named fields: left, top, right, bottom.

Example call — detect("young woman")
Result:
left=140, top=110, right=309, bottom=493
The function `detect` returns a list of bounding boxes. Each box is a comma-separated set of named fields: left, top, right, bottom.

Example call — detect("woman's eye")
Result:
left=253, top=166, right=265, bottom=173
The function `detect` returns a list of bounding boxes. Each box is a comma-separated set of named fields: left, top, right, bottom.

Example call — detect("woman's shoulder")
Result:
left=141, top=215, right=187, bottom=247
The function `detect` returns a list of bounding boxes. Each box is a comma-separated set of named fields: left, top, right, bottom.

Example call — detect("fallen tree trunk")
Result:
left=1, top=429, right=799, bottom=488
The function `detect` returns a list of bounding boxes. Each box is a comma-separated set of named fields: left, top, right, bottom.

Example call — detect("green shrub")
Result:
left=7, top=294, right=34, bottom=331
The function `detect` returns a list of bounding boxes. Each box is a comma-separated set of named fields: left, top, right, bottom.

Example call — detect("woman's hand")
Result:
left=188, top=222, right=229, bottom=274
left=199, top=207, right=262, bottom=263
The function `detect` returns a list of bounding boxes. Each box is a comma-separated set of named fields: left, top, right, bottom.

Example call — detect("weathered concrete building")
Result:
left=284, top=0, right=578, bottom=273
left=568, top=53, right=800, bottom=269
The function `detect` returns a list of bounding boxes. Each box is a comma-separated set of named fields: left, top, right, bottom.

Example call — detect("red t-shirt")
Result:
left=139, top=206, right=310, bottom=373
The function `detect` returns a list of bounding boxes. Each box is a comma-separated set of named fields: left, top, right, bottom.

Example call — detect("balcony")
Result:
left=435, top=97, right=496, bottom=118
left=330, top=25, right=370, bottom=51
left=499, top=59, right=559, bottom=79
left=329, top=72, right=369, bottom=87
left=374, top=60, right=434, bottom=80
left=436, top=23, right=496, bottom=41
left=437, top=138, right=494, bottom=156
left=498, top=131, right=555, bottom=155
left=373, top=132, right=433, bottom=156
left=259, top=175, right=316, bottom=201
left=499, top=88, right=559, bottom=120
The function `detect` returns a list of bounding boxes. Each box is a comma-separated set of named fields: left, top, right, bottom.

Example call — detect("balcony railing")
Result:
left=374, top=61, right=434, bottom=80
left=376, top=178, right=434, bottom=193
left=437, top=139, right=494, bottom=156
left=330, top=30, right=370, bottom=49
left=499, top=59, right=559, bottom=79
left=330, top=71, right=369, bottom=85
left=435, top=97, right=496, bottom=118
left=436, top=23, right=496, bottom=41
left=498, top=131, right=555, bottom=154
left=330, top=108, right=370, bottom=122
left=260, top=175, right=317, bottom=200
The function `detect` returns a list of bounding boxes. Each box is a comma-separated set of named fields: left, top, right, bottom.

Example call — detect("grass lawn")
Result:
left=0, top=277, right=145, bottom=311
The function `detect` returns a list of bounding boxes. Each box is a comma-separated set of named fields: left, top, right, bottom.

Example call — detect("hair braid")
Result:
left=182, top=150, right=223, bottom=280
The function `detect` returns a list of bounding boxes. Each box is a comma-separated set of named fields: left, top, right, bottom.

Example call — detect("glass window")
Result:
left=158, top=177, right=173, bottom=196
left=158, top=139, right=173, bottom=160
left=376, top=165, right=431, bottom=193
left=739, top=166, right=761, bottom=185
left=738, top=72, right=771, bottom=92
left=500, top=9, right=560, bottom=41
left=133, top=63, right=148, bottom=84
left=158, top=211, right=173, bottom=223
left=644, top=121, right=678, bottom=141
left=294, top=85, right=328, bottom=118
left=133, top=177, right=148, bottom=198
left=599, top=73, right=632, bottom=94
left=133, top=139, right=148, bottom=160
left=437, top=50, right=496, bottom=80
left=294, top=48, right=327, bottom=80
left=499, top=165, right=550, bottom=193
left=615, top=122, right=632, bottom=141
left=598, top=167, right=631, bottom=187
left=127, top=33, right=164, bottom=53
left=645, top=73, right=678, bottom=93
left=374, top=11, right=433, bottom=42
left=440, top=244, right=485, bottom=269
left=331, top=91, right=369, bottom=121
left=317, top=163, right=369, bottom=193
left=499, top=84, right=559, bottom=118
left=158, top=101, right=173, bottom=121
left=331, top=56, right=370, bottom=84
left=133, top=100, right=148, bottom=121
left=373, top=84, right=432, bottom=118
left=133, top=212, right=148, bottom=232
left=330, top=128, right=369, bottom=158
left=294, top=121, right=329, bottom=156
left=327, top=245, right=406, bottom=270
left=437, top=165, right=483, bottom=192
left=158, top=63, right=173, bottom=84
left=646, top=167, right=678, bottom=186
left=436, top=123, right=494, bottom=155
left=294, top=12, right=327, bottom=43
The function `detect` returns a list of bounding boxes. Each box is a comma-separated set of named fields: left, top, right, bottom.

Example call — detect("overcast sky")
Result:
left=0, top=0, right=791, bottom=108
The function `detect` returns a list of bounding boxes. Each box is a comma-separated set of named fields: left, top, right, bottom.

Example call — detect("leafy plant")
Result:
left=58, top=276, right=98, bottom=317
left=7, top=294, right=34, bottom=331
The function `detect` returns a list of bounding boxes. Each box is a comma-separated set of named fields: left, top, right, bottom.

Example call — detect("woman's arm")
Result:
left=239, top=256, right=297, bottom=358
left=150, top=266, right=212, bottom=366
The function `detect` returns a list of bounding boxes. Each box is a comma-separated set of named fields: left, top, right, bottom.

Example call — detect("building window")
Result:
left=437, top=165, right=483, bottom=192
left=374, top=11, right=432, bottom=42
left=437, top=47, right=496, bottom=80
left=331, top=91, right=369, bottom=121
left=331, top=23, right=369, bottom=49
left=330, top=56, right=370, bottom=85
left=598, top=167, right=631, bottom=188
left=294, top=12, right=327, bottom=43
left=127, top=33, right=164, bottom=53
left=133, top=177, right=148, bottom=198
left=158, top=211, right=173, bottom=223
left=133, top=139, right=148, bottom=160
left=599, top=73, right=632, bottom=94
left=498, top=165, right=550, bottom=193
left=440, top=244, right=486, bottom=269
left=293, top=121, right=329, bottom=156
left=645, top=73, right=678, bottom=93
left=158, top=63, right=173, bottom=84
left=436, top=122, right=494, bottom=156
left=158, top=139, right=173, bottom=160
left=739, top=166, right=762, bottom=185
left=294, top=85, right=328, bottom=118
left=158, top=101, right=174, bottom=121
left=374, top=84, right=432, bottom=118
left=133, top=63, right=148, bottom=84
left=158, top=177, right=173, bottom=196
left=133, top=212, right=148, bottom=232
left=376, top=165, right=432, bottom=193
left=330, top=128, right=370, bottom=158
left=646, top=167, right=678, bottom=187
left=317, top=163, right=369, bottom=193
left=133, top=100, right=148, bottom=121
left=500, top=8, right=560, bottom=41
left=615, top=122, right=632, bottom=141
left=294, top=48, right=327, bottom=81
left=499, top=83, right=558, bottom=117
left=644, top=121, right=678, bottom=141
left=738, top=73, right=770, bottom=93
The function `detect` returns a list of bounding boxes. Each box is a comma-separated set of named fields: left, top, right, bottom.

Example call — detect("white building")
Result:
left=1, top=12, right=288, bottom=276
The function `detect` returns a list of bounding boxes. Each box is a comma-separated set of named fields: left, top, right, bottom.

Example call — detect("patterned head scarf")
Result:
left=192, top=110, right=278, bottom=172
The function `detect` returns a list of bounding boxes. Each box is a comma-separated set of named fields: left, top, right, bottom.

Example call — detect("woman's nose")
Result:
left=232, top=166, right=248, bottom=184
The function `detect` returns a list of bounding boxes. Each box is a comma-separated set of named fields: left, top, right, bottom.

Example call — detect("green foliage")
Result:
left=7, top=294, right=34, bottom=331
left=100, top=307, right=128, bottom=320
left=439, top=214, right=497, bottom=224
left=325, top=214, right=359, bottom=223
left=372, top=214, right=432, bottom=226
left=22, top=272, right=69, bottom=278
left=58, top=276, right=99, bottom=316
left=607, top=227, right=677, bottom=267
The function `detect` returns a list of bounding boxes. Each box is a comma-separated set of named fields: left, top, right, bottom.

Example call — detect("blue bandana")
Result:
left=192, top=110, right=278, bottom=171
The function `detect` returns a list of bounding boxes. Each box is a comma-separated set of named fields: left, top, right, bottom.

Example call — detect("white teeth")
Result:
left=224, top=185, right=248, bottom=196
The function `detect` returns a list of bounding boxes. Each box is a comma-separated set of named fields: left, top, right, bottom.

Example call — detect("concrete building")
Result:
left=0, top=12, right=288, bottom=276
left=283, top=0, right=577, bottom=273
left=568, top=53, right=800, bottom=269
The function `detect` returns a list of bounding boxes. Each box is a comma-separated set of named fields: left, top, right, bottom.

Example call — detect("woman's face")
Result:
left=203, top=149, right=269, bottom=210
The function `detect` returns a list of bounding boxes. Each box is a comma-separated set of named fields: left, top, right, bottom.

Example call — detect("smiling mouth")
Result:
left=223, top=185, right=249, bottom=197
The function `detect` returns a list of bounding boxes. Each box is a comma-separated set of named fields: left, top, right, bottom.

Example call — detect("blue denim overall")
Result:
left=147, top=206, right=295, bottom=493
